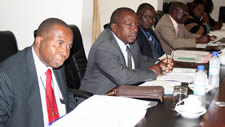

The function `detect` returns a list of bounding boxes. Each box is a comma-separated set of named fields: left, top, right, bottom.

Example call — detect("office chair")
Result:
left=33, top=26, right=92, bottom=99
left=0, top=31, right=18, bottom=63
left=66, top=24, right=93, bottom=99
left=155, top=10, right=164, bottom=27
left=219, top=6, right=225, bottom=22
left=103, top=23, right=110, bottom=29
left=64, top=24, right=88, bottom=89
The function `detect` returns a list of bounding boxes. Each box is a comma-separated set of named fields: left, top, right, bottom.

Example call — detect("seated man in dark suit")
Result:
left=136, top=3, right=164, bottom=60
left=80, top=7, right=174, bottom=95
left=0, top=18, right=76, bottom=127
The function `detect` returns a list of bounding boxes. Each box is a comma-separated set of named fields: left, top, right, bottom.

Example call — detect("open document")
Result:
left=140, top=68, right=196, bottom=94
left=160, top=50, right=211, bottom=63
left=51, top=95, right=151, bottom=127
left=197, top=29, right=225, bottom=48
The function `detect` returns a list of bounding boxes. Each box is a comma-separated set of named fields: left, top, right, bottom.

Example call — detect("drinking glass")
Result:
left=172, top=85, right=188, bottom=109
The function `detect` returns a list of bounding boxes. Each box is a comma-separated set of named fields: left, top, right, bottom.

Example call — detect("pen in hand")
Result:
left=163, top=54, right=169, bottom=75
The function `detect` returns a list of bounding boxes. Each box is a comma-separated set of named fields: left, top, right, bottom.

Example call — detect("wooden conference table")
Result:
left=135, top=31, right=225, bottom=127
left=135, top=61, right=225, bottom=127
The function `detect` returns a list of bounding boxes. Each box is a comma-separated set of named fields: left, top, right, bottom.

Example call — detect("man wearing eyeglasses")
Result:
left=155, top=2, right=215, bottom=55
left=136, top=3, right=164, bottom=60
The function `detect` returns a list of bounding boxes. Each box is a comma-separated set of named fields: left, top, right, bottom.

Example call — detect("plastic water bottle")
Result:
left=194, top=65, right=207, bottom=107
left=194, top=65, right=207, bottom=96
left=209, top=51, right=220, bottom=88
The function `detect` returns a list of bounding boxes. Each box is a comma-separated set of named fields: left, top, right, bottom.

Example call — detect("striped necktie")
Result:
left=146, top=32, right=163, bottom=57
left=126, top=46, right=132, bottom=70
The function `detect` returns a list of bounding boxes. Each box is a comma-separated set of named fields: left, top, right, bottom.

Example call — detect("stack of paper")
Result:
left=51, top=95, right=151, bottom=127
left=172, top=50, right=211, bottom=63
left=209, top=30, right=225, bottom=39
left=140, top=68, right=196, bottom=94
left=159, top=50, right=211, bottom=63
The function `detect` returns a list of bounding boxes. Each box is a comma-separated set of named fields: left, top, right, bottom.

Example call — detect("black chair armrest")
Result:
left=68, top=88, right=94, bottom=99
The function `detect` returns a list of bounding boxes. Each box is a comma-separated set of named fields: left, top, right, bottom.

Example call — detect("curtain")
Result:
left=92, top=0, right=101, bottom=43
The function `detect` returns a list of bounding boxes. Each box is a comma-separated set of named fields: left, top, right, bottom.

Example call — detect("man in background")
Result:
left=155, top=2, right=215, bottom=54
left=80, top=7, right=173, bottom=95
left=136, top=3, right=164, bottom=60
left=0, top=18, right=76, bottom=127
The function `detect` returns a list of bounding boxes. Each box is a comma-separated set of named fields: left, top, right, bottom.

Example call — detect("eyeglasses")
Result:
left=142, top=15, right=156, bottom=22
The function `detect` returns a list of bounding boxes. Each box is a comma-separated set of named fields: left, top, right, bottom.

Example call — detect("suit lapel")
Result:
left=109, top=30, right=127, bottom=66
left=137, top=26, right=154, bottom=58
left=129, top=43, right=138, bottom=67
left=149, top=29, right=160, bottom=44
left=53, top=68, right=68, bottom=112
left=24, top=47, right=44, bottom=126
left=166, top=14, right=177, bottom=35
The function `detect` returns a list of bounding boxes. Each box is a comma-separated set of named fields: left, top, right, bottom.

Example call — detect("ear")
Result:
left=111, top=23, right=118, bottom=33
left=34, top=36, right=42, bottom=48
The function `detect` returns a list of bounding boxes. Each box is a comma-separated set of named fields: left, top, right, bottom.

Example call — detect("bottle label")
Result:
left=209, top=66, right=219, bottom=75
left=194, top=84, right=206, bottom=96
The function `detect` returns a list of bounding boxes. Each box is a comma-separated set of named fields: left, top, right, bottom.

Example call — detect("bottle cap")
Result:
left=212, top=51, right=218, bottom=56
left=197, top=65, right=205, bottom=70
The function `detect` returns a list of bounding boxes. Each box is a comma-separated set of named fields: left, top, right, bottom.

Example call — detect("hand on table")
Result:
left=150, top=58, right=174, bottom=76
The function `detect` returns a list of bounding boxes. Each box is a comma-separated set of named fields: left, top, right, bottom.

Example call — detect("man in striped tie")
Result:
left=136, top=3, right=164, bottom=60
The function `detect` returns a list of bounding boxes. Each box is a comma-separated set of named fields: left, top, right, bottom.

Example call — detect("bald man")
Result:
left=0, top=18, right=76, bottom=127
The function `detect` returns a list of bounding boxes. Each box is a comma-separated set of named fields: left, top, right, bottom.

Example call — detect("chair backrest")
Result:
left=64, top=25, right=87, bottom=89
left=0, top=31, right=18, bottom=62
left=155, top=10, right=164, bottom=27
left=219, top=6, right=225, bottom=22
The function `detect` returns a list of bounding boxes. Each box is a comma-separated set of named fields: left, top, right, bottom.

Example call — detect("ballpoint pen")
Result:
left=163, top=54, right=168, bottom=75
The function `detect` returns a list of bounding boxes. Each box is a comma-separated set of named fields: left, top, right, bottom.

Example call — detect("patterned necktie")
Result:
left=45, top=69, right=59, bottom=124
left=146, top=32, right=163, bottom=57
left=126, top=46, right=132, bottom=70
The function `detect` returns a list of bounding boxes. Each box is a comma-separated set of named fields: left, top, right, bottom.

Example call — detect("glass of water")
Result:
left=172, top=85, right=188, bottom=109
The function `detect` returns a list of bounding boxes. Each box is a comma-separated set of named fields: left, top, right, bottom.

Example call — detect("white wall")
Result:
left=211, top=0, right=225, bottom=21
left=99, top=0, right=163, bottom=32
left=82, top=0, right=93, bottom=55
left=0, top=0, right=163, bottom=56
left=0, top=0, right=93, bottom=56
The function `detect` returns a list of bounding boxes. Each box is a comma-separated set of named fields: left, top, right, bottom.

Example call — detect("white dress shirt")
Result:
left=169, top=15, right=179, bottom=35
left=32, top=47, right=66, bottom=126
left=113, top=33, right=135, bottom=69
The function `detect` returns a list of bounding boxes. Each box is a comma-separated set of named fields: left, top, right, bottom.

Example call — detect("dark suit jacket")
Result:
left=80, top=29, right=157, bottom=94
left=137, top=26, right=164, bottom=60
left=0, top=47, right=75, bottom=127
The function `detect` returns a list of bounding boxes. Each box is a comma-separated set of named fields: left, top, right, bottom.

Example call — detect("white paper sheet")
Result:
left=140, top=80, right=181, bottom=95
left=197, top=29, right=225, bottom=48
left=209, top=30, right=225, bottom=39
left=140, top=68, right=196, bottom=94
left=51, top=95, right=150, bottom=127
left=159, top=50, right=210, bottom=63
left=171, top=50, right=210, bottom=63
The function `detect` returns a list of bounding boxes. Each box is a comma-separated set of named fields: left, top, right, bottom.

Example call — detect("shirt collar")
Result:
left=112, top=32, right=130, bottom=52
left=32, top=47, right=52, bottom=74
left=169, top=15, right=178, bottom=32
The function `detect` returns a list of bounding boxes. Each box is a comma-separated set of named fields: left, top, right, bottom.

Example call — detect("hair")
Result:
left=203, top=0, right=213, bottom=14
left=136, top=3, right=154, bottom=16
left=191, top=0, right=205, bottom=10
left=36, top=18, right=70, bottom=37
left=110, top=7, right=135, bottom=25
left=169, top=2, right=187, bottom=15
